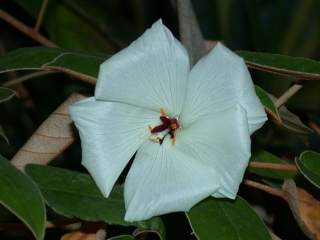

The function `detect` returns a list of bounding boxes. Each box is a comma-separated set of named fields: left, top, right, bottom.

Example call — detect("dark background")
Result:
left=0, top=0, right=320, bottom=239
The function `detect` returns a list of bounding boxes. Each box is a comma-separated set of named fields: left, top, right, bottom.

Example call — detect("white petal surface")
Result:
left=179, top=105, right=251, bottom=199
left=181, top=43, right=267, bottom=134
left=124, top=138, right=220, bottom=222
left=95, top=20, right=190, bottom=117
left=70, top=98, right=159, bottom=197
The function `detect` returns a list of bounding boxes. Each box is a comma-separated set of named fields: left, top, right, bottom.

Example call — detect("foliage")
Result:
left=0, top=0, right=319, bottom=239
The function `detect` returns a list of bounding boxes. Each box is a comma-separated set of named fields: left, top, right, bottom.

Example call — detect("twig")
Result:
left=3, top=71, right=56, bottom=87
left=43, top=66, right=96, bottom=84
left=275, top=83, right=303, bottom=108
left=249, top=162, right=298, bottom=172
left=0, top=9, right=56, bottom=47
left=34, top=0, right=49, bottom=32
left=243, top=179, right=286, bottom=199
left=174, top=0, right=207, bottom=65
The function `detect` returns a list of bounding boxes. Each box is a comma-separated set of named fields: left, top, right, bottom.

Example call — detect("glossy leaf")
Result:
left=0, top=47, right=106, bottom=81
left=296, top=151, right=320, bottom=188
left=187, top=197, right=271, bottom=240
left=237, top=51, right=320, bottom=80
left=0, top=155, right=45, bottom=240
left=13, top=0, right=116, bottom=52
left=255, top=85, right=280, bottom=121
left=25, top=165, right=165, bottom=240
left=0, top=87, right=15, bottom=103
left=249, top=150, right=297, bottom=179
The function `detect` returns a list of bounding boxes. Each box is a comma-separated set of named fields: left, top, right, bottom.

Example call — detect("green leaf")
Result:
left=237, top=51, right=320, bottom=80
left=13, top=0, right=116, bottom=52
left=296, top=151, right=320, bottom=188
left=0, top=87, right=15, bottom=103
left=267, top=94, right=313, bottom=134
left=108, top=235, right=135, bottom=240
left=0, top=47, right=107, bottom=82
left=277, top=104, right=313, bottom=134
left=25, top=165, right=165, bottom=240
left=187, top=197, right=271, bottom=240
left=255, top=85, right=280, bottom=121
left=0, top=155, right=45, bottom=240
left=249, top=150, right=297, bottom=179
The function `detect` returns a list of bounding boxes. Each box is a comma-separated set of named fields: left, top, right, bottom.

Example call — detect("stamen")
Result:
left=149, top=107, right=180, bottom=146
left=160, top=107, right=167, bottom=117
left=149, top=136, right=161, bottom=144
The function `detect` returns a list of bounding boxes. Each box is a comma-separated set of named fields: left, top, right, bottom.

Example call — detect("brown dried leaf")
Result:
left=283, top=179, right=320, bottom=240
left=11, top=93, right=86, bottom=170
left=61, top=231, right=96, bottom=240
left=60, top=223, right=106, bottom=240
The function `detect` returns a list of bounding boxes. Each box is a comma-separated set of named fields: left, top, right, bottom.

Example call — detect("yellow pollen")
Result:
left=160, top=107, right=167, bottom=117
left=170, top=123, right=178, bottom=130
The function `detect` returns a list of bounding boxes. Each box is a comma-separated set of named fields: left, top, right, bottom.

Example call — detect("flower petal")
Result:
left=179, top=105, right=251, bottom=199
left=181, top=43, right=267, bottom=134
left=95, top=20, right=190, bottom=117
left=70, top=98, right=159, bottom=197
left=124, top=139, right=220, bottom=222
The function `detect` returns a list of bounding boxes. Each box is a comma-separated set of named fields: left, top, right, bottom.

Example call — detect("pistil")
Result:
left=149, top=108, right=180, bottom=145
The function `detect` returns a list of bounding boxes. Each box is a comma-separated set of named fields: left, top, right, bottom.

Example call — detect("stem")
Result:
left=243, top=179, right=286, bottom=199
left=43, top=66, right=96, bottom=84
left=3, top=71, right=56, bottom=87
left=249, top=161, right=298, bottom=172
left=34, top=0, right=49, bottom=32
left=275, top=83, right=303, bottom=108
left=309, top=122, right=320, bottom=135
left=0, top=9, right=56, bottom=47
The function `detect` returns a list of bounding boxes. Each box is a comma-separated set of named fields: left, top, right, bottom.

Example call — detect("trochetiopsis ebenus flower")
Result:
left=70, top=20, right=267, bottom=222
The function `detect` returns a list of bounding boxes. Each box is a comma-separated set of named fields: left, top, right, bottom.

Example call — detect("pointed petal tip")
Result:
left=95, top=18, right=189, bottom=115
left=81, top=161, right=114, bottom=198
left=212, top=41, right=243, bottom=62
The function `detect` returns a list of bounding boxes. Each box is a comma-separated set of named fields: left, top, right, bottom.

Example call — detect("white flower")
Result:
left=70, top=20, right=267, bottom=222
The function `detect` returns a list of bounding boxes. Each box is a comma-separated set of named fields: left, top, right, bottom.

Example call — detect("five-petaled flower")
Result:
left=70, top=20, right=267, bottom=222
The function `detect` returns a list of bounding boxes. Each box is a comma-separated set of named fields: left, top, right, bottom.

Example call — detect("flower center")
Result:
left=149, top=108, right=180, bottom=145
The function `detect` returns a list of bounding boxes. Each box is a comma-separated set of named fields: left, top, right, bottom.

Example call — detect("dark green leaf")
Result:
left=187, top=197, right=271, bottom=240
left=267, top=94, right=313, bottom=134
left=296, top=151, right=320, bottom=188
left=13, top=0, right=117, bottom=52
left=249, top=150, right=297, bottom=179
left=278, top=105, right=313, bottom=134
left=25, top=165, right=165, bottom=240
left=108, top=235, right=135, bottom=240
left=0, top=155, right=45, bottom=240
left=0, top=87, right=15, bottom=103
left=237, top=51, right=320, bottom=80
left=0, top=47, right=107, bottom=81
left=255, top=85, right=280, bottom=121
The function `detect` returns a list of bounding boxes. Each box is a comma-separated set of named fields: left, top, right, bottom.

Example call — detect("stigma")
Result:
left=149, top=108, right=180, bottom=145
